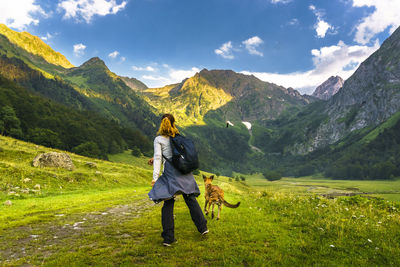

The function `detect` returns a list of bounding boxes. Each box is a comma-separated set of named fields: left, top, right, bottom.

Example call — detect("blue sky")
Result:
left=1, top=0, right=400, bottom=94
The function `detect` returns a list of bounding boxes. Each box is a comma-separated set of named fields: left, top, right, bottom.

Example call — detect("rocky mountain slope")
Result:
left=291, top=25, right=400, bottom=154
left=312, top=76, right=344, bottom=100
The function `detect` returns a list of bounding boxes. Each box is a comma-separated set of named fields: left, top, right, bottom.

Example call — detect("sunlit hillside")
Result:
left=0, top=24, right=74, bottom=69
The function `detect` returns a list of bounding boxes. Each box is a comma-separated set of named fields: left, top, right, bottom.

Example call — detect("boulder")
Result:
left=22, top=178, right=32, bottom=183
left=32, top=152, right=75, bottom=170
left=4, top=200, right=12, bottom=206
left=85, top=162, right=97, bottom=168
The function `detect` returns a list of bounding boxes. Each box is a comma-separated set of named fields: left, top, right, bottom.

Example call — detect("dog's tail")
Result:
left=223, top=200, right=241, bottom=208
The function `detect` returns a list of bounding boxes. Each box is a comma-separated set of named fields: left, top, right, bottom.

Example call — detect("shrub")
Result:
left=262, top=170, right=282, bottom=181
left=192, top=169, right=200, bottom=175
left=131, top=147, right=142, bottom=157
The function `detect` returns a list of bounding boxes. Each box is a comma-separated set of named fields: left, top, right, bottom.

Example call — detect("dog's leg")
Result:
left=217, top=203, right=222, bottom=220
left=211, top=203, right=215, bottom=219
left=204, top=200, right=209, bottom=215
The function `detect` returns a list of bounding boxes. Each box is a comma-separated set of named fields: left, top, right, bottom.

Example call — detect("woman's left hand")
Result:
left=151, top=180, right=156, bottom=187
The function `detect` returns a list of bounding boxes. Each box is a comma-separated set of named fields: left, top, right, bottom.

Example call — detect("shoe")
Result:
left=201, top=229, right=209, bottom=236
left=163, top=239, right=177, bottom=246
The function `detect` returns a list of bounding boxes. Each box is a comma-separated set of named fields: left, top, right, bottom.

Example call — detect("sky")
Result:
left=1, top=0, right=400, bottom=94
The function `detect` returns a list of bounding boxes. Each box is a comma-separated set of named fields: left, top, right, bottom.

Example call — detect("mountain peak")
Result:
left=80, top=57, right=107, bottom=68
left=312, top=75, right=344, bottom=100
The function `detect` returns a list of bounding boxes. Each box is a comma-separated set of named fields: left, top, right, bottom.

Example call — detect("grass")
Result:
left=1, top=136, right=400, bottom=265
left=360, top=111, right=400, bottom=144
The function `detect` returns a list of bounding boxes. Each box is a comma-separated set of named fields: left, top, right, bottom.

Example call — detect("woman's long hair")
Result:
left=157, top=114, right=180, bottom=137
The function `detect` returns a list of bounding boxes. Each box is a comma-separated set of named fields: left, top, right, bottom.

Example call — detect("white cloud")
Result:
left=73, top=43, right=86, bottom=57
left=288, top=18, right=299, bottom=26
left=242, top=36, right=264, bottom=56
left=309, top=5, right=334, bottom=38
left=353, top=0, right=400, bottom=44
left=120, top=56, right=126, bottom=62
left=271, top=0, right=292, bottom=4
left=132, top=65, right=156, bottom=72
left=108, top=51, right=119, bottom=59
left=169, top=67, right=200, bottom=82
left=140, top=66, right=200, bottom=87
left=0, top=0, right=47, bottom=30
left=58, top=0, right=127, bottom=23
left=215, top=41, right=234, bottom=59
left=315, top=20, right=333, bottom=38
left=40, top=32, right=53, bottom=41
left=241, top=40, right=379, bottom=94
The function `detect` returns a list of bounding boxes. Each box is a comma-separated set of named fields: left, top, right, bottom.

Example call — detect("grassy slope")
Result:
left=1, top=136, right=400, bottom=266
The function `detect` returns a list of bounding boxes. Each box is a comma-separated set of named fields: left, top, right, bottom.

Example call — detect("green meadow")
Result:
left=1, top=136, right=400, bottom=266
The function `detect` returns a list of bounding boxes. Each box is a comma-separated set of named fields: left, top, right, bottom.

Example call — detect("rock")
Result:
left=22, top=178, right=32, bottom=183
left=312, top=76, right=344, bottom=100
left=4, top=200, right=12, bottom=206
left=7, top=191, right=16, bottom=195
left=32, top=152, right=75, bottom=170
left=95, top=171, right=102, bottom=175
left=85, top=162, right=97, bottom=168
left=21, top=189, right=30, bottom=194
left=34, top=184, right=41, bottom=190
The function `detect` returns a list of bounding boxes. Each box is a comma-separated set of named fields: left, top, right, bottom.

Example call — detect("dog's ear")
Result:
left=210, top=175, right=214, bottom=180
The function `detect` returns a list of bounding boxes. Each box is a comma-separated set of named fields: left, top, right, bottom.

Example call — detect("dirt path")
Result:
left=0, top=195, right=155, bottom=265
left=247, top=128, right=264, bottom=154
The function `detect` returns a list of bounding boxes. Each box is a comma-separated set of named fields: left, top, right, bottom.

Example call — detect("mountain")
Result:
left=312, top=76, right=344, bottom=100
left=62, top=57, right=158, bottom=135
left=0, top=24, right=73, bottom=69
left=294, top=25, right=400, bottom=154
left=143, top=69, right=312, bottom=126
left=0, top=24, right=157, bottom=156
left=120, top=76, right=148, bottom=91
left=0, top=75, right=152, bottom=159
left=0, top=23, right=159, bottom=136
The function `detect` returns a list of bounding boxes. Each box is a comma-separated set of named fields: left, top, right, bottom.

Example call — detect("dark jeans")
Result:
left=161, top=194, right=207, bottom=243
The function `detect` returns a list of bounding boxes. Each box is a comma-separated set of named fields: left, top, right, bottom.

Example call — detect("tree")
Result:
left=0, top=106, right=22, bottom=137
left=72, top=142, right=101, bottom=158
left=28, top=128, right=62, bottom=148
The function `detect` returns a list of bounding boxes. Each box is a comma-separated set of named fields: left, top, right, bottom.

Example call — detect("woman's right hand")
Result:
left=148, top=157, right=154, bottom=166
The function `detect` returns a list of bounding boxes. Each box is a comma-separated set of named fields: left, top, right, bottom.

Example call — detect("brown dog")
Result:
left=203, top=175, right=240, bottom=220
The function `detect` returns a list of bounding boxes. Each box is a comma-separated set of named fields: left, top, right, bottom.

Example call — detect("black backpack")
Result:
left=164, top=134, right=199, bottom=174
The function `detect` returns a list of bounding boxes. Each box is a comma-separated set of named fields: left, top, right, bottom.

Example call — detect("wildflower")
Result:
left=375, top=247, right=379, bottom=250
left=378, top=221, right=382, bottom=224
left=330, top=244, right=335, bottom=248
left=368, top=239, right=372, bottom=243
left=345, top=207, right=349, bottom=211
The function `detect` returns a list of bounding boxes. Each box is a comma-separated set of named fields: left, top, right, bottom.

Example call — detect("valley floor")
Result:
left=1, top=137, right=400, bottom=266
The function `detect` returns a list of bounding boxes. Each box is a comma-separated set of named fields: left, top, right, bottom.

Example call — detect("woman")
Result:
left=148, top=114, right=208, bottom=246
